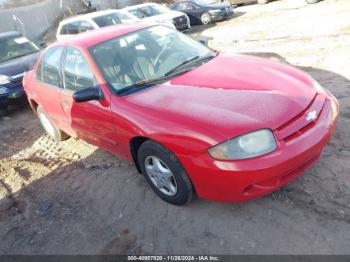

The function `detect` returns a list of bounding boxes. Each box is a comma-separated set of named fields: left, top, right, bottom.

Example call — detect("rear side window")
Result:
left=37, top=47, right=64, bottom=87
left=62, top=47, right=95, bottom=92
left=93, top=13, right=122, bottom=27
left=60, top=21, right=93, bottom=35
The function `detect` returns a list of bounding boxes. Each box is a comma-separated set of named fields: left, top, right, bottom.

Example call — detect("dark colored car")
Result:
left=0, top=31, right=40, bottom=109
left=171, top=0, right=234, bottom=25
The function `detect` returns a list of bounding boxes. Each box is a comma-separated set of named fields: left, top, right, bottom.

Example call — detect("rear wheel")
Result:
left=137, top=140, right=195, bottom=205
left=37, top=106, right=69, bottom=142
left=200, top=12, right=212, bottom=25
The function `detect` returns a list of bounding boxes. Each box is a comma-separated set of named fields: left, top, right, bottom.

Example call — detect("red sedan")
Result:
left=23, top=23, right=339, bottom=205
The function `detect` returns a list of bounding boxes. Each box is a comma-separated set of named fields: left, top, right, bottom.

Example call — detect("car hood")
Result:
left=207, top=2, right=230, bottom=9
left=125, top=54, right=316, bottom=140
left=0, top=51, right=40, bottom=77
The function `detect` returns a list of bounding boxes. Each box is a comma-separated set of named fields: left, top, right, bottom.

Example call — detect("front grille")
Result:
left=274, top=94, right=326, bottom=141
left=173, top=15, right=188, bottom=29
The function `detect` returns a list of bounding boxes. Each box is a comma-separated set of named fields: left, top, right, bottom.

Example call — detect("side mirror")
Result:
left=198, top=36, right=213, bottom=46
left=199, top=39, right=208, bottom=46
left=39, top=41, right=47, bottom=48
left=73, top=87, right=103, bottom=103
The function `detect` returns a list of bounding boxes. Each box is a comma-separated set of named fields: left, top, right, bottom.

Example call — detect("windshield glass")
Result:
left=90, top=26, right=215, bottom=92
left=0, top=35, right=39, bottom=63
left=93, top=12, right=137, bottom=27
left=194, top=0, right=217, bottom=5
left=129, top=4, right=168, bottom=18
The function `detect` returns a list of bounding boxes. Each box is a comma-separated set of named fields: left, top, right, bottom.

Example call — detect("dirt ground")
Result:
left=1, top=0, right=350, bottom=255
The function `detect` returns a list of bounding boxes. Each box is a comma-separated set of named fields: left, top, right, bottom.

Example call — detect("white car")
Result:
left=56, top=9, right=139, bottom=41
left=123, top=3, right=191, bottom=32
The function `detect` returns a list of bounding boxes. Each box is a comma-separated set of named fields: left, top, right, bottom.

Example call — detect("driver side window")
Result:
left=62, top=48, right=95, bottom=92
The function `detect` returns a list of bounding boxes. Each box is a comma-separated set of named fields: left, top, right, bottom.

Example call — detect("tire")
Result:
left=137, top=140, right=195, bottom=206
left=257, top=0, right=269, bottom=4
left=200, top=12, right=211, bottom=25
left=305, top=0, right=319, bottom=3
left=37, top=106, right=69, bottom=142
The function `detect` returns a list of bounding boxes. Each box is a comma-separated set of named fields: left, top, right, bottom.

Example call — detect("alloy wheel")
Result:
left=144, top=156, right=178, bottom=196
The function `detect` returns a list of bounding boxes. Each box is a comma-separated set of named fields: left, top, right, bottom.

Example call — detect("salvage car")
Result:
left=124, top=3, right=191, bottom=31
left=24, top=24, right=339, bottom=205
left=171, top=0, right=234, bottom=25
left=56, top=9, right=139, bottom=41
left=0, top=31, right=40, bottom=109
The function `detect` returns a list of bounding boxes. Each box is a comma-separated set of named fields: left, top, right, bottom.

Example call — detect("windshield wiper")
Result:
left=116, top=76, right=169, bottom=95
left=164, top=56, right=200, bottom=77
left=116, top=54, right=217, bottom=95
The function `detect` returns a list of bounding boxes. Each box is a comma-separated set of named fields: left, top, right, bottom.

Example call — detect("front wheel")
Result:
left=305, top=0, right=319, bottom=3
left=137, top=140, right=195, bottom=205
left=200, top=12, right=212, bottom=25
left=37, top=106, right=69, bottom=142
left=257, top=0, right=269, bottom=4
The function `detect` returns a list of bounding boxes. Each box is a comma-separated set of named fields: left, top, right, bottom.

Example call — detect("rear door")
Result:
left=59, top=47, right=118, bottom=153
left=34, top=46, right=66, bottom=129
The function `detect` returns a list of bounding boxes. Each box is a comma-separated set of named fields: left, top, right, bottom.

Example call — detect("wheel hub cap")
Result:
left=144, top=156, right=178, bottom=196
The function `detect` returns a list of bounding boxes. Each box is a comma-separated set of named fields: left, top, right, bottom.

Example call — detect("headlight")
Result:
left=313, top=79, right=326, bottom=94
left=0, top=74, right=10, bottom=85
left=208, top=129, right=277, bottom=160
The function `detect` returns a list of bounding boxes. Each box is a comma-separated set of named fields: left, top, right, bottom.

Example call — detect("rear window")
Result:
left=128, top=4, right=167, bottom=18
left=60, top=21, right=94, bottom=35
left=60, top=23, right=79, bottom=35
left=37, top=47, right=64, bottom=87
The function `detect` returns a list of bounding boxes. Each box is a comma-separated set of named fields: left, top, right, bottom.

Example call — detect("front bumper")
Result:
left=0, top=85, right=26, bottom=108
left=179, top=92, right=339, bottom=202
left=210, top=10, right=234, bottom=21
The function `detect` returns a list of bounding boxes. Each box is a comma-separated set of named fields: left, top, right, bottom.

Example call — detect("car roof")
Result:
left=59, top=9, right=131, bottom=24
left=0, top=31, right=22, bottom=41
left=53, top=22, right=153, bottom=49
left=124, top=3, right=158, bottom=10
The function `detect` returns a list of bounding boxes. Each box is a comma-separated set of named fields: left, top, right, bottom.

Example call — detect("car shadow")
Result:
left=0, top=105, right=44, bottom=159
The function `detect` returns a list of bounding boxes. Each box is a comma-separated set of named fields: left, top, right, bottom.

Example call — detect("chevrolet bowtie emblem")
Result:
left=306, top=110, right=317, bottom=121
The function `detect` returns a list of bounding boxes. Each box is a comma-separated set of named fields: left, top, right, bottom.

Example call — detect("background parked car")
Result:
left=226, top=0, right=269, bottom=5
left=226, top=0, right=320, bottom=5
left=123, top=3, right=191, bottom=32
left=172, top=0, right=234, bottom=25
left=56, top=9, right=139, bottom=40
left=0, top=32, right=40, bottom=110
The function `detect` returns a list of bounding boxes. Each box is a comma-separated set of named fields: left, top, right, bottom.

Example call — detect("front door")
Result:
left=59, top=47, right=118, bottom=153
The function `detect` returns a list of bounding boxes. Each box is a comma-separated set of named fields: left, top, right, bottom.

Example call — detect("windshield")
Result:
left=93, top=12, right=137, bottom=27
left=90, top=26, right=215, bottom=92
left=0, top=35, right=39, bottom=63
left=194, top=0, right=217, bottom=5
left=128, top=4, right=168, bottom=18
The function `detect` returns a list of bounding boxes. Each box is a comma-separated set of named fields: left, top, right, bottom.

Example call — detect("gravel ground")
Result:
left=0, top=0, right=350, bottom=255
